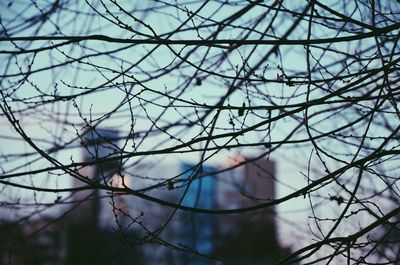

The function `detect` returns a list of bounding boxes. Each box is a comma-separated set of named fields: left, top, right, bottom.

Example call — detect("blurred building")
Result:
left=68, top=128, right=292, bottom=264
left=214, top=157, right=290, bottom=264
left=66, top=128, right=143, bottom=265
left=174, top=164, right=218, bottom=265
left=71, top=128, right=121, bottom=227
left=0, top=129, right=292, bottom=264
left=1, top=128, right=292, bottom=264
left=169, top=157, right=291, bottom=264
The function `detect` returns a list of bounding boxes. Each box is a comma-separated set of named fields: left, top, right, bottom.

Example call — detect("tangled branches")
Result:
left=0, top=0, right=400, bottom=264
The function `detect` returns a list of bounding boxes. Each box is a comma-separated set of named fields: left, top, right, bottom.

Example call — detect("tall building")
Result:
left=175, top=164, right=218, bottom=265
left=218, top=156, right=275, bottom=201
left=214, top=157, right=289, bottom=264
left=67, top=132, right=290, bottom=264
left=67, top=128, right=144, bottom=265
left=171, top=158, right=291, bottom=265
left=71, top=128, right=121, bottom=227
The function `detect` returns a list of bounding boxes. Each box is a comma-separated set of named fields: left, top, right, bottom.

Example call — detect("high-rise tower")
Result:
left=67, top=128, right=122, bottom=265
left=71, top=128, right=120, bottom=226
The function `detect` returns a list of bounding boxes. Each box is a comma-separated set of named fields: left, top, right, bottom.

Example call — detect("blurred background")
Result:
left=0, top=0, right=399, bottom=264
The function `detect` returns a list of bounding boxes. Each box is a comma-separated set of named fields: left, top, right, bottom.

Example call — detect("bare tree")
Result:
left=0, top=0, right=400, bottom=264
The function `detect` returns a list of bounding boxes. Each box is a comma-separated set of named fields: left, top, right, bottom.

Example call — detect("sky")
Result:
left=1, top=0, right=399, bottom=263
